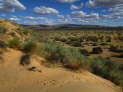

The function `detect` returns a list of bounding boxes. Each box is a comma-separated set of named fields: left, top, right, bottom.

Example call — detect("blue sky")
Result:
left=0, top=0, right=123, bottom=26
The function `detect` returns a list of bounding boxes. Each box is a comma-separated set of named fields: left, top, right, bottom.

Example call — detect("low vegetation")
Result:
left=22, top=41, right=37, bottom=54
left=1, top=20, right=123, bottom=88
left=91, top=47, right=103, bottom=54
left=20, top=54, right=31, bottom=66
left=41, top=42, right=90, bottom=70
left=8, top=38, right=21, bottom=49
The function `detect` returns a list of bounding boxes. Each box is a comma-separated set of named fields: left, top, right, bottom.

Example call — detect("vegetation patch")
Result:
left=22, top=41, right=37, bottom=54
left=91, top=47, right=103, bottom=54
left=8, top=38, right=21, bottom=49
left=20, top=54, right=31, bottom=66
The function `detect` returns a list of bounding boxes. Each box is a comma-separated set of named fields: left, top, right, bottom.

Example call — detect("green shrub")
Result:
left=42, top=42, right=62, bottom=62
left=42, top=42, right=90, bottom=70
left=109, top=45, right=123, bottom=53
left=0, top=40, right=8, bottom=48
left=90, top=56, right=123, bottom=85
left=20, top=55, right=31, bottom=66
left=91, top=47, right=103, bottom=54
left=60, top=47, right=90, bottom=70
left=22, top=41, right=37, bottom=53
left=70, top=41, right=82, bottom=47
left=79, top=49, right=90, bottom=56
left=54, top=37, right=67, bottom=42
left=0, top=27, right=7, bottom=34
left=8, top=38, right=21, bottom=49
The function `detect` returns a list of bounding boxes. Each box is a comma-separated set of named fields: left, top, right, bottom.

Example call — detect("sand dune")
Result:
left=0, top=49, right=121, bottom=92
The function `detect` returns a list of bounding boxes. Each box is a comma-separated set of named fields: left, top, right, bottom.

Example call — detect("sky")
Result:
left=0, top=0, right=123, bottom=26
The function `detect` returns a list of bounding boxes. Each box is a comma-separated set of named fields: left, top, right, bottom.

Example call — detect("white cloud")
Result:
left=71, top=5, right=79, bottom=10
left=70, top=3, right=83, bottom=10
left=56, top=0, right=78, bottom=3
left=25, top=16, right=35, bottom=20
left=71, top=11, right=99, bottom=19
left=25, top=16, right=54, bottom=24
left=57, top=15, right=64, bottom=18
left=86, top=0, right=123, bottom=7
left=71, top=11, right=86, bottom=18
left=0, top=0, right=26, bottom=12
left=86, top=0, right=95, bottom=7
left=9, top=16, right=20, bottom=21
left=108, top=4, right=123, bottom=13
left=33, top=6, right=59, bottom=15
left=100, top=4, right=123, bottom=19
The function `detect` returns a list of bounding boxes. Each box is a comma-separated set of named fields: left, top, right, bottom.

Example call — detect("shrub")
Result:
left=91, top=47, right=103, bottom=54
left=105, top=36, right=111, bottom=42
left=8, top=38, right=21, bottom=49
left=42, top=42, right=90, bottom=70
left=70, top=41, right=82, bottom=47
left=118, top=36, right=123, bottom=42
left=79, top=49, right=90, bottom=56
left=92, top=43, right=98, bottom=46
left=90, top=56, right=123, bottom=85
left=66, top=41, right=82, bottom=47
left=109, top=45, right=123, bottom=53
left=41, top=42, right=61, bottom=61
left=0, top=40, right=8, bottom=48
left=0, top=27, right=7, bottom=34
left=61, top=47, right=90, bottom=70
left=114, top=54, right=123, bottom=58
left=20, top=54, right=31, bottom=66
left=22, top=41, right=37, bottom=53
left=54, top=37, right=67, bottom=42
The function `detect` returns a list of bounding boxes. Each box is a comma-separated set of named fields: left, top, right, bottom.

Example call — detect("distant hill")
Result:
left=22, top=24, right=123, bottom=31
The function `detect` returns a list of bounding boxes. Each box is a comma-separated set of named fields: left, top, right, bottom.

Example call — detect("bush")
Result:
left=22, top=41, right=37, bottom=53
left=8, top=38, right=21, bottom=49
left=43, top=43, right=62, bottom=62
left=54, top=37, right=67, bottom=42
left=20, top=54, right=31, bottom=66
left=0, top=27, right=7, bottom=34
left=109, top=45, right=123, bottom=53
left=66, top=41, right=82, bottom=47
left=91, top=47, right=103, bottom=54
left=90, top=56, right=123, bottom=85
left=42, top=42, right=90, bottom=70
left=0, top=40, right=8, bottom=48
left=61, top=47, right=90, bottom=70
left=70, top=41, right=82, bottom=47
left=79, top=49, right=90, bottom=56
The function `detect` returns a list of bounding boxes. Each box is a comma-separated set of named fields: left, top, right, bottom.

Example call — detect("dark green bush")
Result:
left=90, top=56, right=123, bottom=85
left=91, top=47, right=103, bottom=54
left=42, top=42, right=90, bottom=70
left=0, top=27, right=7, bottom=34
left=54, top=37, right=67, bottom=42
left=22, top=41, right=37, bottom=53
left=0, top=40, right=8, bottom=48
left=8, top=38, right=21, bottom=49
left=79, top=49, right=90, bottom=56
left=109, top=45, right=123, bottom=53
left=70, top=41, right=82, bottom=47
left=20, top=55, right=31, bottom=66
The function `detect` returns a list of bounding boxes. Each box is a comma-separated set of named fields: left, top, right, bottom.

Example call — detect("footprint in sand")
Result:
left=38, top=79, right=57, bottom=88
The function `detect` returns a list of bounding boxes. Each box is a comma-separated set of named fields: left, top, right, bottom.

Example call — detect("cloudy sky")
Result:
left=0, top=0, right=123, bottom=26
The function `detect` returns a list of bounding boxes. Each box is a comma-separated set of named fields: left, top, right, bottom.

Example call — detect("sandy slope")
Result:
left=0, top=49, right=121, bottom=92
